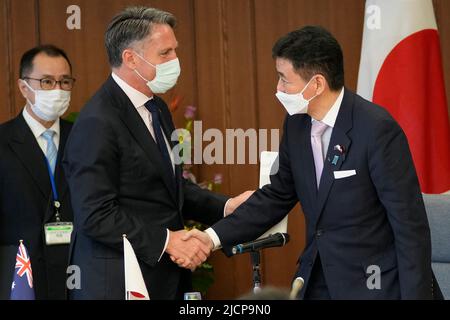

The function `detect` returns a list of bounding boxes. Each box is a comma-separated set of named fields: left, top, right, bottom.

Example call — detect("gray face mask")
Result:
left=134, top=52, right=181, bottom=94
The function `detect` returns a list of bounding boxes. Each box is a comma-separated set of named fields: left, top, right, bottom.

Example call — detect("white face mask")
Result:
left=275, top=76, right=318, bottom=116
left=23, top=80, right=71, bottom=121
left=134, top=52, right=181, bottom=94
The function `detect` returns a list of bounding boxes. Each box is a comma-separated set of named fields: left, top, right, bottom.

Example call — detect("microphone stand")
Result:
left=250, top=251, right=262, bottom=294
left=233, top=233, right=290, bottom=294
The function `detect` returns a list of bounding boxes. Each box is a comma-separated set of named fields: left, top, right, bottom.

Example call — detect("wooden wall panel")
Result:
left=192, top=0, right=228, bottom=192
left=193, top=0, right=236, bottom=300
left=253, top=0, right=365, bottom=133
left=0, top=0, right=11, bottom=123
left=0, top=0, right=38, bottom=121
left=37, top=0, right=111, bottom=114
left=433, top=0, right=450, bottom=121
left=9, top=0, right=39, bottom=117
left=201, top=0, right=262, bottom=299
left=221, top=0, right=261, bottom=298
left=36, top=0, right=197, bottom=125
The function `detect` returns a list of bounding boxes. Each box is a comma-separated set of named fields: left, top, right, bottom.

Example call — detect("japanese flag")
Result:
left=123, top=235, right=150, bottom=300
left=357, top=0, right=450, bottom=194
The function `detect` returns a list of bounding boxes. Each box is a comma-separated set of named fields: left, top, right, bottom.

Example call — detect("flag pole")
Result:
left=123, top=234, right=127, bottom=300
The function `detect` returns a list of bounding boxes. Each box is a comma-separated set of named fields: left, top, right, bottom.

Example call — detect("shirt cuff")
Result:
left=223, top=199, right=232, bottom=217
left=158, top=229, right=170, bottom=262
left=205, top=228, right=222, bottom=251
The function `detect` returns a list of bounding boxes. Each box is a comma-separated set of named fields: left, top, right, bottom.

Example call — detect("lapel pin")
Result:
left=331, top=155, right=339, bottom=165
left=334, top=144, right=345, bottom=154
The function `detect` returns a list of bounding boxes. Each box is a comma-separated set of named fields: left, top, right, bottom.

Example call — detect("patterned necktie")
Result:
left=311, top=121, right=329, bottom=189
left=42, top=130, right=57, bottom=175
left=144, top=100, right=175, bottom=182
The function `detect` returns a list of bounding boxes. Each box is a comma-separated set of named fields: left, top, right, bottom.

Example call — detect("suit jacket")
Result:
left=0, top=113, right=73, bottom=299
left=63, top=76, right=228, bottom=300
left=212, top=89, right=434, bottom=299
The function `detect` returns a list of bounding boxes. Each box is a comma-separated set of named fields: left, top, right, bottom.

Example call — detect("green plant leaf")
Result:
left=191, top=266, right=215, bottom=295
left=65, top=112, right=79, bottom=123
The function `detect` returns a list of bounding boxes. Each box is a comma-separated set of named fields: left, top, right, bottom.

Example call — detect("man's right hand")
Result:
left=170, top=229, right=215, bottom=271
left=165, top=230, right=211, bottom=271
left=182, top=229, right=214, bottom=251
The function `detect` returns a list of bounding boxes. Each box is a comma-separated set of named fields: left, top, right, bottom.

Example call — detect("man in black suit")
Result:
left=0, top=45, right=75, bottom=299
left=63, top=7, right=252, bottom=300
left=185, top=26, right=437, bottom=299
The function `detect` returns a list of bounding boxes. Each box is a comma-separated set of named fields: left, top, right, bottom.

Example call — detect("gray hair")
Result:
left=105, top=6, right=177, bottom=68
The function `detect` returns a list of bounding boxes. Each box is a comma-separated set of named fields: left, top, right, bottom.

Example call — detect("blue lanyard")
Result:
left=45, top=159, right=61, bottom=222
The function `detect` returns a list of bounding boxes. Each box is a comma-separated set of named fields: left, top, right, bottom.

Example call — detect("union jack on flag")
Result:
left=10, top=240, right=35, bottom=300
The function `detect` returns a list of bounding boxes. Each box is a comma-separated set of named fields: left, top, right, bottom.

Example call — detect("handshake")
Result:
left=165, top=190, right=254, bottom=271
left=166, top=228, right=213, bottom=271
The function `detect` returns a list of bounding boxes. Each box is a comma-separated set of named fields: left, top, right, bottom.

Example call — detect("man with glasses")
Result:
left=0, top=45, right=75, bottom=299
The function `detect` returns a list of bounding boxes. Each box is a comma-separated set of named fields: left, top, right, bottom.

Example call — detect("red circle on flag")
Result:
left=373, top=29, right=450, bottom=193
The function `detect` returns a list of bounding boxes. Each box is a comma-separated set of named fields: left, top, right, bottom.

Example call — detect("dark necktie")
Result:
left=144, top=100, right=175, bottom=184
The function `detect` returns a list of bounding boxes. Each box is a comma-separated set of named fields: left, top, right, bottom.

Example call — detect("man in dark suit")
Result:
left=63, top=7, right=251, bottom=300
left=0, top=45, right=75, bottom=299
left=185, top=26, right=437, bottom=299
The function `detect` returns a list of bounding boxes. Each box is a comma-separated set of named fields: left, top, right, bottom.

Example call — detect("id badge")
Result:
left=44, top=222, right=73, bottom=245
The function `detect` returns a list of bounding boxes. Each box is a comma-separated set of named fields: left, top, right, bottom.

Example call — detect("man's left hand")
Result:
left=225, top=190, right=255, bottom=216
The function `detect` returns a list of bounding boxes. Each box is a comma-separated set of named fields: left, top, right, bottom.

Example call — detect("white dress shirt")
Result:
left=311, top=87, right=345, bottom=160
left=22, top=107, right=60, bottom=154
left=205, top=88, right=345, bottom=251
left=111, top=72, right=175, bottom=172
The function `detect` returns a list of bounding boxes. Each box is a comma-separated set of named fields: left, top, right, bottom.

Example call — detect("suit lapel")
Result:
left=9, top=114, right=51, bottom=200
left=105, top=77, right=178, bottom=204
left=316, top=89, right=354, bottom=221
left=55, top=120, right=70, bottom=197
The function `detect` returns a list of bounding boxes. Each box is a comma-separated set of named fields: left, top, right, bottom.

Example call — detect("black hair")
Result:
left=19, top=44, right=72, bottom=78
left=272, top=26, right=344, bottom=91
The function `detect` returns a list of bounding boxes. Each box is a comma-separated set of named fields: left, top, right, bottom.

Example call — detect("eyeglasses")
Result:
left=23, top=77, right=76, bottom=91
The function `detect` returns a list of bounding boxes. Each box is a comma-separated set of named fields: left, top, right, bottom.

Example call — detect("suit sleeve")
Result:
left=182, top=180, right=229, bottom=226
left=156, top=96, right=229, bottom=226
left=368, top=117, right=432, bottom=299
left=63, top=116, right=166, bottom=267
left=211, top=116, right=298, bottom=246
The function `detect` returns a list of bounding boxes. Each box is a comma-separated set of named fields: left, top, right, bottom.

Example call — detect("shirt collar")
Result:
left=311, top=87, right=345, bottom=128
left=111, top=72, right=152, bottom=109
left=22, top=106, right=60, bottom=139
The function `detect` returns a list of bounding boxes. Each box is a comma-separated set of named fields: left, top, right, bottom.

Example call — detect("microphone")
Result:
left=289, top=277, right=304, bottom=299
left=232, top=233, right=290, bottom=255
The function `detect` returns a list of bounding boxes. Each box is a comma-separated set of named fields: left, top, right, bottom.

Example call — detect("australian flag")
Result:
left=10, top=241, right=35, bottom=300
